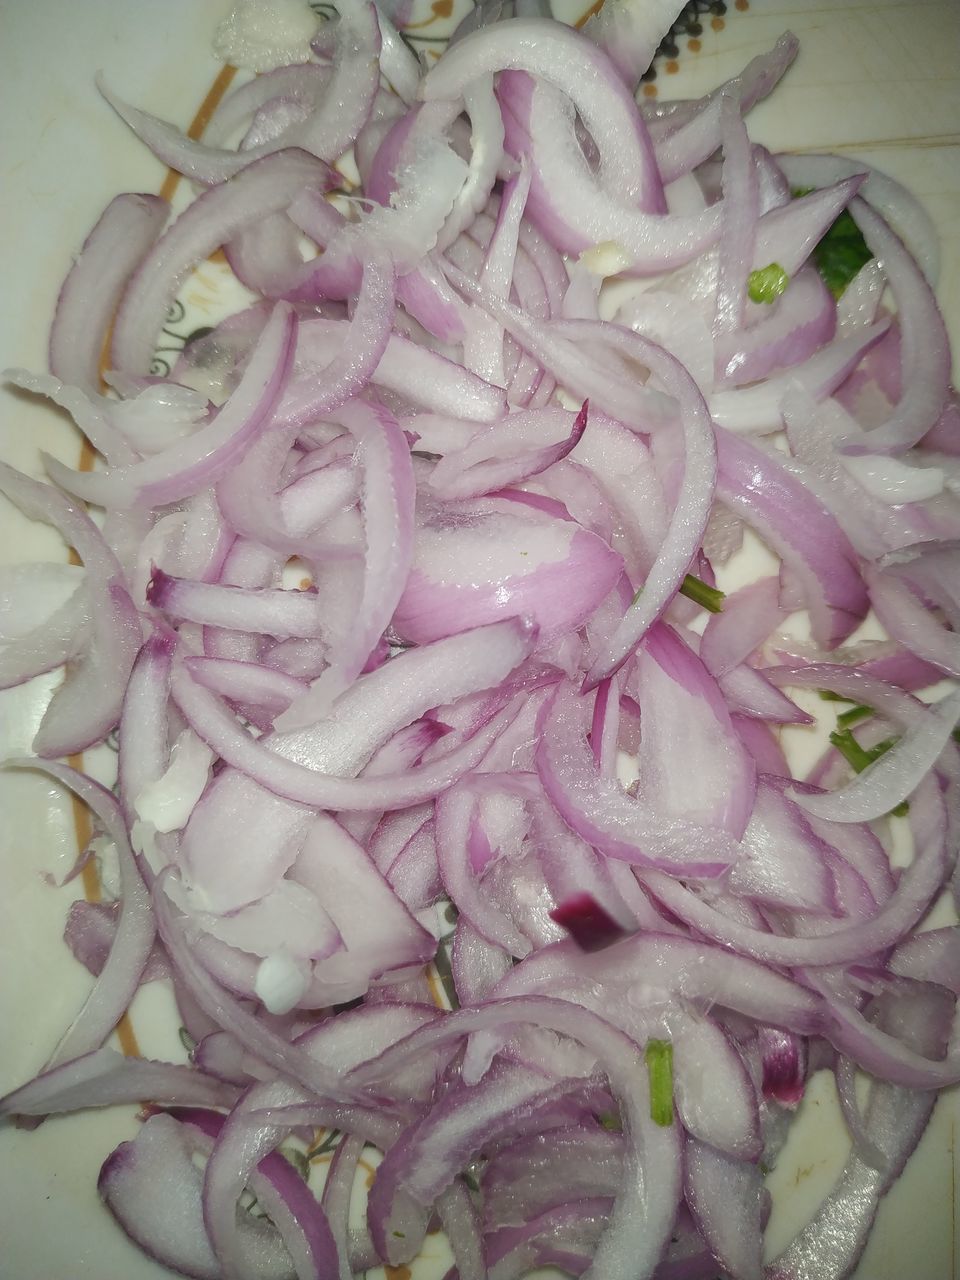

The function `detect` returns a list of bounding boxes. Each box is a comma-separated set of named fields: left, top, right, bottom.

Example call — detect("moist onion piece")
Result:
left=0, top=6, right=958, bottom=1280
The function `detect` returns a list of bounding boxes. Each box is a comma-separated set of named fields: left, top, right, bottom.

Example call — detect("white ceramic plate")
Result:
left=1, top=2, right=958, bottom=1277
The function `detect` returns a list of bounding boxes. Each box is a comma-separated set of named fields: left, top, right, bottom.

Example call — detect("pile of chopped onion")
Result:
left=2, top=2, right=960, bottom=1278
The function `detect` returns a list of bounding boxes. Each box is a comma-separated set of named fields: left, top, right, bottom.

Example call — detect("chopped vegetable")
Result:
left=645, top=1039, right=675, bottom=1127
left=795, top=186, right=875, bottom=297
left=815, top=207, right=875, bottom=298
left=0, top=3, right=957, bottom=1280
left=747, top=262, right=790, bottom=304
left=679, top=573, right=726, bottom=613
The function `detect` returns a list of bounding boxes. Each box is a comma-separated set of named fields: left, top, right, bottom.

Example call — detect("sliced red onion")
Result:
left=197, top=1084, right=339, bottom=1280
left=100, top=1113, right=298, bottom=1280
left=118, top=627, right=176, bottom=819
left=718, top=662, right=809, bottom=723
left=715, top=430, right=868, bottom=648
left=99, top=74, right=340, bottom=188
left=393, top=503, right=621, bottom=647
left=843, top=453, right=944, bottom=505
left=0, top=577, right=90, bottom=690
left=297, top=318, right=508, bottom=421
left=700, top=577, right=785, bottom=678
left=684, top=1137, right=766, bottom=1280
left=104, top=1, right=380, bottom=186
left=581, top=0, right=680, bottom=89
left=420, top=19, right=665, bottom=215
left=0, top=1046, right=235, bottom=1117
left=728, top=781, right=837, bottom=915
left=754, top=177, right=867, bottom=277
left=768, top=987, right=949, bottom=1278
left=497, top=70, right=718, bottom=269
left=64, top=899, right=169, bottom=983
left=3, top=760, right=154, bottom=1068
left=150, top=569, right=323, bottom=638
left=474, top=935, right=825, bottom=1043
left=290, top=813, right=436, bottom=1006
left=632, top=623, right=756, bottom=838
left=549, top=892, right=630, bottom=954
left=452, top=918, right=514, bottom=1004
left=435, top=75, right=505, bottom=252
left=4, top=13, right=960, bottom=1278
left=758, top=1027, right=808, bottom=1107
left=435, top=782, right=536, bottom=957
left=715, top=266, right=836, bottom=387
left=535, top=682, right=740, bottom=877
left=581, top=333, right=717, bottom=685
left=671, top=1015, right=761, bottom=1160
left=840, top=198, right=951, bottom=454
left=166, top=873, right=341, bottom=970
left=215, top=267, right=394, bottom=568
left=177, top=618, right=536, bottom=908
left=780, top=389, right=943, bottom=562
left=713, top=90, right=759, bottom=339
left=203, top=64, right=335, bottom=148
left=154, top=875, right=348, bottom=1097
left=373, top=2, right=420, bottom=104
left=48, top=303, right=297, bottom=508
left=776, top=151, right=941, bottom=285
left=890, top=928, right=960, bottom=993
left=302, top=397, right=415, bottom=700
left=396, top=254, right=470, bottom=342
left=835, top=1052, right=887, bottom=1170
left=644, top=775, right=947, bottom=964
left=346, top=995, right=682, bottom=1280
left=429, top=402, right=586, bottom=500
left=792, top=688, right=960, bottom=823
left=48, top=193, right=168, bottom=390
left=112, top=150, right=326, bottom=374
left=184, top=656, right=308, bottom=719
left=462, top=164, right=532, bottom=386
left=5, top=371, right=131, bottom=468
left=367, top=1062, right=563, bottom=1259
left=867, top=563, right=960, bottom=680
left=322, top=1131, right=365, bottom=1280
left=652, top=34, right=799, bottom=183
left=443, top=269, right=674, bottom=430
left=33, top=579, right=142, bottom=758
left=0, top=560, right=83, bottom=640
left=709, top=319, right=889, bottom=435
left=437, top=1180, right=486, bottom=1280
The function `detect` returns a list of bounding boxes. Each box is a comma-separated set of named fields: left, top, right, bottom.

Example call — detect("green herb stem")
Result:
left=828, top=729, right=909, bottom=816
left=679, top=574, right=725, bottom=613
left=645, top=1039, right=675, bottom=1127
left=748, top=262, right=789, bottom=304
left=836, top=703, right=873, bottom=730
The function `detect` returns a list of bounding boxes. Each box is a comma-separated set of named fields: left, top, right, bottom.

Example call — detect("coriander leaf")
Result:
left=791, top=188, right=874, bottom=298
left=813, top=208, right=873, bottom=298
